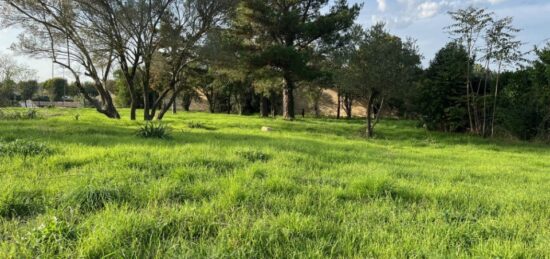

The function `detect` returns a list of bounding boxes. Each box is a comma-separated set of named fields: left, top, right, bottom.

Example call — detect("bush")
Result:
left=136, top=121, right=171, bottom=139
left=0, top=139, right=53, bottom=159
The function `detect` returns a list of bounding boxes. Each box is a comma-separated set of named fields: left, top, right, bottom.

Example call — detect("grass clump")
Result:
left=61, top=183, right=131, bottom=213
left=0, top=109, right=40, bottom=120
left=187, top=121, right=215, bottom=130
left=136, top=121, right=171, bottom=139
left=0, top=139, right=53, bottom=159
left=0, top=189, right=46, bottom=219
left=237, top=150, right=271, bottom=163
left=21, top=216, right=78, bottom=257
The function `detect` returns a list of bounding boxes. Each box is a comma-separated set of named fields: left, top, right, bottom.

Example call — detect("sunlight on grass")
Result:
left=0, top=108, right=549, bottom=257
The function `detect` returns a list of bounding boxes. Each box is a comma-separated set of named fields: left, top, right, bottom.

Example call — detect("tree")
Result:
left=234, top=0, right=360, bottom=120
left=350, top=23, right=421, bottom=137
left=417, top=42, right=469, bottom=132
left=0, top=53, right=35, bottom=106
left=2, top=0, right=121, bottom=118
left=153, top=0, right=236, bottom=120
left=496, top=45, right=549, bottom=140
left=447, top=7, right=493, bottom=133
left=488, top=17, right=523, bottom=137
left=42, top=78, right=68, bottom=102
left=19, top=80, right=39, bottom=107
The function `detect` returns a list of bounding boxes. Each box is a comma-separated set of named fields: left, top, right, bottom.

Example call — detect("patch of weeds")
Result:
left=0, top=189, right=46, bottom=219
left=187, top=121, right=216, bottom=130
left=136, top=121, right=171, bottom=139
left=237, top=150, right=271, bottom=163
left=22, top=216, right=77, bottom=256
left=0, top=139, right=53, bottom=160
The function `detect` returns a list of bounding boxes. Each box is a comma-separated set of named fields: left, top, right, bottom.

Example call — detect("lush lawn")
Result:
left=0, top=108, right=549, bottom=258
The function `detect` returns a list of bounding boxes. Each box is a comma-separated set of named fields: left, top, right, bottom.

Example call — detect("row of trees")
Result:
left=1, top=1, right=548, bottom=140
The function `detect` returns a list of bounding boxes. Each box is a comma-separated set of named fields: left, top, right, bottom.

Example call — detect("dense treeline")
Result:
left=0, top=1, right=548, bottom=140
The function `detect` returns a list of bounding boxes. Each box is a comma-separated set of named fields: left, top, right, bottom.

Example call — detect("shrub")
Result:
left=136, top=121, right=171, bottom=139
left=0, top=139, right=53, bottom=159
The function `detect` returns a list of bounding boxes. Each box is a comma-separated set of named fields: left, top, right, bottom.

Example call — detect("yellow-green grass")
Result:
left=0, top=108, right=549, bottom=258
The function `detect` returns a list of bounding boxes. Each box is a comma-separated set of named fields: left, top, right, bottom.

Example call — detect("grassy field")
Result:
left=0, top=108, right=549, bottom=258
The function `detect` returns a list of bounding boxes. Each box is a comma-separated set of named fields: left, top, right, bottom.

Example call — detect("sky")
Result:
left=1, top=0, right=549, bottom=81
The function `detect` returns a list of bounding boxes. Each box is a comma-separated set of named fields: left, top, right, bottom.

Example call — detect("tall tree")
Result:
left=447, top=7, right=493, bottom=133
left=234, top=0, right=360, bottom=120
left=155, top=0, right=237, bottom=120
left=417, top=42, right=469, bottom=132
left=488, top=17, right=523, bottom=137
left=350, top=23, right=421, bottom=137
left=78, top=0, right=174, bottom=120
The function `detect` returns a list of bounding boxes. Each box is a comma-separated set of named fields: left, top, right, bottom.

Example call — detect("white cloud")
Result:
left=417, top=2, right=440, bottom=18
left=377, top=0, right=387, bottom=12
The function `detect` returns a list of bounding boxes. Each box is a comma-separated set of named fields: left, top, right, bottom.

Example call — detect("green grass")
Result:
left=0, top=108, right=549, bottom=258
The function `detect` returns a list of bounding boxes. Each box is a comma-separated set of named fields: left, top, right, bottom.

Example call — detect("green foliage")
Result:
left=496, top=44, right=550, bottom=140
left=113, top=70, right=144, bottom=108
left=18, top=80, right=39, bottom=101
left=42, top=78, right=68, bottom=102
left=136, top=121, right=171, bottom=139
left=417, top=42, right=470, bottom=131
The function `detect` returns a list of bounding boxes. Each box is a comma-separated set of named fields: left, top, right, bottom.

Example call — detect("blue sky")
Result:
left=1, top=0, right=549, bottom=81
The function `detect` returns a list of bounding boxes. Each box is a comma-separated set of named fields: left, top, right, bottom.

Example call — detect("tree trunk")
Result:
left=336, top=91, right=341, bottom=119
left=130, top=99, right=137, bottom=120
left=172, top=85, right=177, bottom=114
left=491, top=62, right=502, bottom=137
left=373, top=97, right=384, bottom=127
left=466, top=45, right=474, bottom=133
left=182, top=94, right=192, bottom=111
left=282, top=72, right=295, bottom=120
left=260, top=96, right=269, bottom=117
left=366, top=93, right=374, bottom=138
left=344, top=96, right=352, bottom=119
left=101, top=101, right=120, bottom=119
